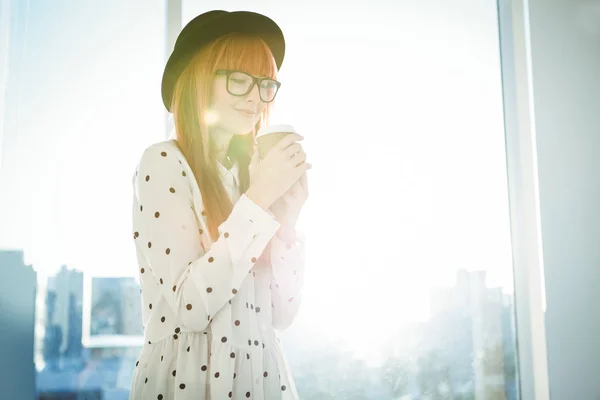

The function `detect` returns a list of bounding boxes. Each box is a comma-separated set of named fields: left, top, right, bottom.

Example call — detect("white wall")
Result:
left=528, top=0, right=600, bottom=398
left=498, top=0, right=599, bottom=398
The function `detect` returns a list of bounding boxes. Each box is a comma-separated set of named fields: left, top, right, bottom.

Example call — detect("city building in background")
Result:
left=0, top=250, right=37, bottom=399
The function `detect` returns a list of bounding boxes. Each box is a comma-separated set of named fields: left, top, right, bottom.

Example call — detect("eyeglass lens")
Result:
left=227, top=72, right=279, bottom=102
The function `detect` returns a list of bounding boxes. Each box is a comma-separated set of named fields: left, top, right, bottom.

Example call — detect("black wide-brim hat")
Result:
left=161, top=10, right=286, bottom=112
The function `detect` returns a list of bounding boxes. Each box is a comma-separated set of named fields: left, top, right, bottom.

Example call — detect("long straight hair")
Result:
left=170, top=33, right=278, bottom=242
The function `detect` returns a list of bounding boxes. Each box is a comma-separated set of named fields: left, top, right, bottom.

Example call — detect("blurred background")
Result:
left=1, top=0, right=599, bottom=399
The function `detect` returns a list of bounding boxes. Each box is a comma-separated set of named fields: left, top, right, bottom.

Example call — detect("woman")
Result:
left=130, top=10, right=310, bottom=400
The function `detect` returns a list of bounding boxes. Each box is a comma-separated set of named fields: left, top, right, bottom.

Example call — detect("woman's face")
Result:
left=207, top=72, right=267, bottom=136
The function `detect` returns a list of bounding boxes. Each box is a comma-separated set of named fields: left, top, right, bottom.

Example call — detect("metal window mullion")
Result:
left=164, top=0, right=181, bottom=138
left=497, top=0, right=551, bottom=398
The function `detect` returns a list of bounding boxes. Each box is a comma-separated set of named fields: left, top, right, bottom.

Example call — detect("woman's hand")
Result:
left=246, top=134, right=310, bottom=212
left=254, top=172, right=308, bottom=270
left=270, top=171, right=309, bottom=228
left=270, top=164, right=309, bottom=247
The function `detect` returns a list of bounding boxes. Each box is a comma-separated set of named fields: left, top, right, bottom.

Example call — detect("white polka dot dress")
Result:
left=129, top=140, right=304, bottom=399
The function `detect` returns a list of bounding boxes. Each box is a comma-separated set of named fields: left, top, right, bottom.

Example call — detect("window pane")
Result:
left=0, top=0, right=519, bottom=399
left=1, top=0, right=164, bottom=398
left=183, top=1, right=519, bottom=399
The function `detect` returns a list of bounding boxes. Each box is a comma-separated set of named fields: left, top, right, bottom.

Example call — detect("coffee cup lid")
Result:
left=256, top=124, right=296, bottom=139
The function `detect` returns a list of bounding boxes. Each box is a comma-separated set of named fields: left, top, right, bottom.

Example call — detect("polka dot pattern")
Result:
left=130, top=141, right=303, bottom=399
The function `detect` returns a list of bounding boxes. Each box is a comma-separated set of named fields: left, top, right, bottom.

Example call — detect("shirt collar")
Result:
left=217, top=160, right=239, bottom=188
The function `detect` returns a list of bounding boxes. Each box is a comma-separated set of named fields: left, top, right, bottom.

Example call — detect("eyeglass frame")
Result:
left=215, top=69, right=282, bottom=103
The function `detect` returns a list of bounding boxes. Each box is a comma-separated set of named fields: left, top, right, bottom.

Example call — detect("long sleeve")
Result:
left=269, top=231, right=306, bottom=330
left=132, top=143, right=281, bottom=332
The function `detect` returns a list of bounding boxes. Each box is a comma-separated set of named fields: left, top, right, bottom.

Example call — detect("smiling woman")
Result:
left=129, top=9, right=310, bottom=400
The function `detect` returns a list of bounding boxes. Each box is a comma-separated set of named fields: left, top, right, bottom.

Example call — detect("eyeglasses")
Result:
left=215, top=70, right=281, bottom=103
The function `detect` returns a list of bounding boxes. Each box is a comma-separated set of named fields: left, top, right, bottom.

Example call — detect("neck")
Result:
left=210, top=127, right=234, bottom=166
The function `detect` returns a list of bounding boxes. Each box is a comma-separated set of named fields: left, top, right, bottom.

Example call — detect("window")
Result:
left=183, top=1, right=519, bottom=398
left=1, top=1, right=165, bottom=398
left=0, top=0, right=520, bottom=398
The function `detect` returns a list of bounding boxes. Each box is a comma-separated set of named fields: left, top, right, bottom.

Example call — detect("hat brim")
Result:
left=161, top=11, right=285, bottom=112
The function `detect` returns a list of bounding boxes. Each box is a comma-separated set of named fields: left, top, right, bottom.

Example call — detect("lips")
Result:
left=235, top=109, right=256, bottom=118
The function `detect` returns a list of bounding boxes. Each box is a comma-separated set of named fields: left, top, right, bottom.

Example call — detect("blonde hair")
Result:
left=170, top=33, right=278, bottom=242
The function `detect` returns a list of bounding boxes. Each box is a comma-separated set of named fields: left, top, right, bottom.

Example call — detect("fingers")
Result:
left=289, top=150, right=307, bottom=168
left=299, top=171, right=308, bottom=193
left=295, top=161, right=312, bottom=179
left=275, top=133, right=303, bottom=151
left=265, top=133, right=310, bottom=195
left=291, top=179, right=301, bottom=196
left=284, top=143, right=303, bottom=158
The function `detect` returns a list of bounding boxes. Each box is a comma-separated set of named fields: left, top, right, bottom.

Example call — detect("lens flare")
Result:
left=204, top=109, right=219, bottom=125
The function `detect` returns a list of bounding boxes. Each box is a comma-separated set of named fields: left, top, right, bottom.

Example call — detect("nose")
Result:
left=246, top=83, right=261, bottom=103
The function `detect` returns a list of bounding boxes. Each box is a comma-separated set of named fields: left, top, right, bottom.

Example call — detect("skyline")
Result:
left=3, top=249, right=515, bottom=374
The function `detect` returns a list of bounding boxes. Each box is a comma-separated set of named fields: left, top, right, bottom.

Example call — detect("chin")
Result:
left=227, top=121, right=258, bottom=136
left=227, top=124, right=254, bottom=136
